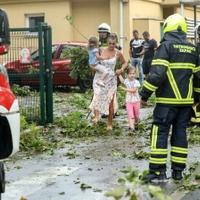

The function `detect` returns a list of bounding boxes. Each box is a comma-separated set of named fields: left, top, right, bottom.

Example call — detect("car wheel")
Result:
left=0, top=163, right=5, bottom=193
left=78, top=77, right=92, bottom=92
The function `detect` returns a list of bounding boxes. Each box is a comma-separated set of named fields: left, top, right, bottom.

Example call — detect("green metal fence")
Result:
left=0, top=23, right=53, bottom=125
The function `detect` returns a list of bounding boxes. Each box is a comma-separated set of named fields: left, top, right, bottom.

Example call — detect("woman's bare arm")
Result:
left=116, top=51, right=128, bottom=75
left=118, top=75, right=125, bottom=84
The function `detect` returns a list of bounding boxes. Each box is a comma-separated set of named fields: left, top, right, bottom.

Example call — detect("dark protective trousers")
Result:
left=149, top=105, right=192, bottom=172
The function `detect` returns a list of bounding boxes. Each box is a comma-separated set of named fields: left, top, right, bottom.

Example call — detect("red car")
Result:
left=5, top=42, right=92, bottom=91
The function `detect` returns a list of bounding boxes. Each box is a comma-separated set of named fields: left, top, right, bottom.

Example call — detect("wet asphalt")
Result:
left=2, top=107, right=200, bottom=200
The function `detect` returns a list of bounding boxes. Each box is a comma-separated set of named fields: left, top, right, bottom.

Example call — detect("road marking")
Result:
left=3, top=166, right=78, bottom=200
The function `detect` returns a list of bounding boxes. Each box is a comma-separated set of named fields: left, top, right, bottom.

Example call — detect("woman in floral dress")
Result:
left=89, top=35, right=127, bottom=130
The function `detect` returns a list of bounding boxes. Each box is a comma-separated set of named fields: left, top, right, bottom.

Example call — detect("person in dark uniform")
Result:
left=140, top=13, right=200, bottom=183
left=141, top=31, right=157, bottom=79
left=129, top=30, right=144, bottom=84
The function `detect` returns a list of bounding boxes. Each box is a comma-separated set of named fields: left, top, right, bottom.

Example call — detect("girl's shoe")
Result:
left=128, top=127, right=135, bottom=132
left=106, top=126, right=113, bottom=131
left=92, top=117, right=98, bottom=125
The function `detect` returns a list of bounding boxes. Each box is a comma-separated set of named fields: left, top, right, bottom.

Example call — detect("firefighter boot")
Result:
left=143, top=171, right=167, bottom=183
left=172, top=170, right=183, bottom=181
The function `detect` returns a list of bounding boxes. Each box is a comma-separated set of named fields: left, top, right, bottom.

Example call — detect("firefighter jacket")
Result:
left=140, top=32, right=200, bottom=106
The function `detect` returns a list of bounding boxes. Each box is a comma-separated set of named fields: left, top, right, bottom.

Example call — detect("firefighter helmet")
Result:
left=163, top=13, right=187, bottom=34
left=97, top=23, right=111, bottom=33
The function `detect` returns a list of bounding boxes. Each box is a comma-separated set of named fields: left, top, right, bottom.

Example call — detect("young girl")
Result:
left=119, top=67, right=140, bottom=131
left=88, top=36, right=108, bottom=87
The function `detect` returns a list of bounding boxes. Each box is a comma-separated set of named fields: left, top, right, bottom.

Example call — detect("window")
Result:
left=25, top=14, right=44, bottom=28
left=25, top=14, right=45, bottom=36
left=186, top=18, right=200, bottom=39
left=29, top=16, right=44, bottom=28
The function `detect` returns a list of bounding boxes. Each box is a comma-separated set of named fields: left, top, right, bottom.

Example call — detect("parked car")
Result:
left=0, top=64, right=20, bottom=196
left=4, top=42, right=92, bottom=91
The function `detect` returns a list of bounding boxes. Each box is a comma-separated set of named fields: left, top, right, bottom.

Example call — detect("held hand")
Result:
left=90, top=67, right=96, bottom=72
left=141, top=99, right=148, bottom=107
left=115, top=69, right=123, bottom=75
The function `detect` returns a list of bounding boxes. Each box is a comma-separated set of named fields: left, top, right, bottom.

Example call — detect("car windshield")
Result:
left=31, top=45, right=58, bottom=61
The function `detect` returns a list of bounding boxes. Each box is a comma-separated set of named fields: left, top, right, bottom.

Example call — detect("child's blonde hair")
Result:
left=88, top=36, right=98, bottom=48
left=127, top=66, right=136, bottom=74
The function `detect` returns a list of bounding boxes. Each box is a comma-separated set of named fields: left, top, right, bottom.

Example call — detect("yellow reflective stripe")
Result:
left=152, top=59, right=169, bottom=67
left=151, top=125, right=155, bottom=149
left=171, top=156, right=187, bottom=163
left=151, top=151, right=168, bottom=155
left=171, top=146, right=188, bottom=154
left=169, top=63, right=195, bottom=70
left=193, top=66, right=200, bottom=73
left=151, top=149, right=168, bottom=153
left=151, top=148, right=168, bottom=155
left=156, top=97, right=193, bottom=104
left=151, top=125, right=158, bottom=149
left=191, top=117, right=200, bottom=123
left=167, top=69, right=182, bottom=99
left=192, top=104, right=200, bottom=117
left=187, top=75, right=193, bottom=99
left=194, top=88, right=200, bottom=93
left=171, top=149, right=188, bottom=154
left=143, top=81, right=158, bottom=92
left=149, top=157, right=167, bottom=164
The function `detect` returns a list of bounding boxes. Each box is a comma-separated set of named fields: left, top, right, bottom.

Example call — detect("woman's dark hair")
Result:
left=133, top=29, right=138, bottom=34
left=143, top=31, right=150, bottom=37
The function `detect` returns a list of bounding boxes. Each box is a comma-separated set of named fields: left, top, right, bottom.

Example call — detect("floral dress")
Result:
left=89, top=51, right=118, bottom=115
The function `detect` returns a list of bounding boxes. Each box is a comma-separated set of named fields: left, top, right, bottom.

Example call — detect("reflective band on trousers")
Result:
left=149, top=157, right=167, bottom=164
left=151, top=149, right=168, bottom=155
left=171, top=156, right=187, bottom=164
left=151, top=125, right=158, bottom=149
left=171, top=146, right=188, bottom=154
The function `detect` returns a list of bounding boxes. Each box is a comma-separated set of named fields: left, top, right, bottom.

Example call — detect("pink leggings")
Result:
left=126, top=102, right=140, bottom=121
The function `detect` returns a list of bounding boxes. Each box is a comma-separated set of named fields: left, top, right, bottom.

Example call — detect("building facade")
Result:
left=0, top=0, right=200, bottom=58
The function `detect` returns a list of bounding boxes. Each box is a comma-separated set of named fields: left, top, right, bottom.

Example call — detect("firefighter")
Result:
left=140, top=13, right=200, bottom=183
left=191, top=24, right=200, bottom=124
left=97, top=23, right=121, bottom=50
left=97, top=23, right=111, bottom=47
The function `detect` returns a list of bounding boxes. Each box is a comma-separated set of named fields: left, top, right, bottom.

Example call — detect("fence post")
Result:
left=44, top=24, right=53, bottom=123
left=38, top=23, right=46, bottom=125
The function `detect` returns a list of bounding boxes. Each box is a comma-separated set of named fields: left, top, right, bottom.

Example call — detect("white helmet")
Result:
left=98, top=23, right=111, bottom=33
